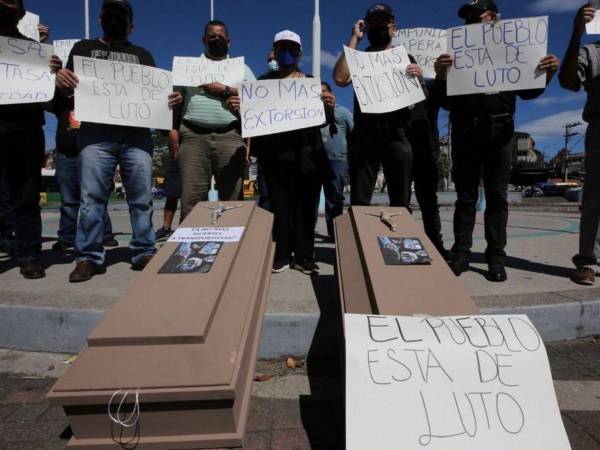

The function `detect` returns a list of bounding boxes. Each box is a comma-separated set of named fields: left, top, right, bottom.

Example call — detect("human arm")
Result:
left=333, top=20, right=364, bottom=87
left=559, top=4, right=596, bottom=91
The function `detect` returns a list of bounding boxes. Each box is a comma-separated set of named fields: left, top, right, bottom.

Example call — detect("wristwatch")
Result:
left=223, top=86, right=232, bottom=99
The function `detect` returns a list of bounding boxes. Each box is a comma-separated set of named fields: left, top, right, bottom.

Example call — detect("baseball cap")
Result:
left=274, top=30, right=302, bottom=49
left=364, top=3, right=395, bottom=21
left=458, top=0, right=498, bottom=19
left=102, top=0, right=133, bottom=19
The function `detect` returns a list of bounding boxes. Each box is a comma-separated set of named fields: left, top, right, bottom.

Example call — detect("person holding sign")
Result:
left=54, top=0, right=183, bottom=282
left=227, top=30, right=335, bottom=275
left=0, top=0, right=53, bottom=279
left=333, top=4, right=424, bottom=209
left=559, top=4, right=600, bottom=285
left=172, top=20, right=255, bottom=221
left=434, top=0, right=559, bottom=282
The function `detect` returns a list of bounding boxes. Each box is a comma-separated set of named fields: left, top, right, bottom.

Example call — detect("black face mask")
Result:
left=367, top=25, right=391, bottom=48
left=0, top=4, right=19, bottom=28
left=101, top=13, right=129, bottom=39
left=207, top=36, right=228, bottom=58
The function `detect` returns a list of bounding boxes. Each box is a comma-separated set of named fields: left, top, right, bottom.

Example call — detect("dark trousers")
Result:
left=261, top=154, right=321, bottom=263
left=409, top=122, right=444, bottom=252
left=323, top=159, right=347, bottom=238
left=349, top=123, right=413, bottom=207
left=451, top=118, right=514, bottom=263
left=0, top=127, right=44, bottom=260
left=0, top=168, right=14, bottom=239
left=256, top=161, right=271, bottom=212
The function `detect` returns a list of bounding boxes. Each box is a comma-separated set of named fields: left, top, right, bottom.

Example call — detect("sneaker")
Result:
left=69, top=260, right=106, bottom=283
left=155, top=227, right=173, bottom=242
left=52, top=240, right=73, bottom=252
left=131, top=255, right=154, bottom=272
left=272, top=259, right=289, bottom=273
left=0, top=238, right=14, bottom=256
left=103, top=237, right=119, bottom=247
left=448, top=254, right=470, bottom=277
left=292, top=259, right=320, bottom=276
left=571, top=267, right=595, bottom=286
left=19, top=259, right=46, bottom=280
left=487, top=262, right=508, bottom=283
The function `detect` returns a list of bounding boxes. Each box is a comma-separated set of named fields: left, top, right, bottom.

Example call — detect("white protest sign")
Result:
left=240, top=78, right=325, bottom=138
left=393, top=28, right=447, bottom=79
left=73, top=56, right=173, bottom=130
left=345, top=314, right=571, bottom=450
left=172, top=56, right=245, bottom=87
left=17, top=11, right=40, bottom=42
left=53, top=39, right=80, bottom=64
left=168, top=227, right=245, bottom=243
left=446, top=16, right=549, bottom=96
left=343, top=45, right=425, bottom=114
left=587, top=1, right=600, bottom=34
left=0, top=37, right=55, bottom=105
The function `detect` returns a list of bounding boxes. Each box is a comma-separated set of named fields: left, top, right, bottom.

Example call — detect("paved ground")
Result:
left=0, top=337, right=599, bottom=449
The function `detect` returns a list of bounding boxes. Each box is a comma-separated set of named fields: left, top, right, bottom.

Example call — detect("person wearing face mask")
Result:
left=434, top=0, right=559, bottom=282
left=0, top=0, right=51, bottom=279
left=171, top=20, right=255, bottom=221
left=333, top=4, right=423, bottom=209
left=54, top=0, right=183, bottom=282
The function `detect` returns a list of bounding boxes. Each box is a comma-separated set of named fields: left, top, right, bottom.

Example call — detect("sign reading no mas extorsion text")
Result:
left=446, top=16, right=549, bottom=96
left=239, top=78, right=326, bottom=138
left=344, top=45, right=425, bottom=114
left=392, top=28, right=447, bottom=79
left=0, top=36, right=55, bottom=105
left=73, top=56, right=173, bottom=130
left=345, top=314, right=571, bottom=450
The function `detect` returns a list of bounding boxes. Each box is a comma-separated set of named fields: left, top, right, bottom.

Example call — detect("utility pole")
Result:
left=84, top=0, right=90, bottom=39
left=210, top=0, right=214, bottom=20
left=312, top=0, right=321, bottom=78
left=563, top=121, right=582, bottom=182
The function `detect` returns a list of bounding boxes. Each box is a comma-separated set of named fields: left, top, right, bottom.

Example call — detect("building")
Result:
left=511, top=132, right=549, bottom=185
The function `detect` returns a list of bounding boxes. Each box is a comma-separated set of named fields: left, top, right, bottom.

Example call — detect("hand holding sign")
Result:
left=583, top=2, right=599, bottom=34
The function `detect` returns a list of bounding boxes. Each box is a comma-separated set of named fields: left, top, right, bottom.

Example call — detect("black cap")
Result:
left=364, top=3, right=395, bottom=21
left=102, top=0, right=133, bottom=19
left=458, top=0, right=498, bottom=19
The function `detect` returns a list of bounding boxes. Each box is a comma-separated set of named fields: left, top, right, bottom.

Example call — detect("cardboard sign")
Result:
left=587, top=1, right=600, bottom=34
left=343, top=45, right=425, bottom=114
left=446, top=16, right=548, bottom=96
left=172, top=55, right=245, bottom=87
left=345, top=314, right=571, bottom=450
left=17, top=11, right=40, bottom=42
left=393, top=28, right=447, bottom=79
left=239, top=78, right=325, bottom=138
left=53, top=39, right=80, bottom=64
left=73, top=56, right=173, bottom=130
left=0, top=36, right=55, bottom=105
left=168, top=227, right=245, bottom=243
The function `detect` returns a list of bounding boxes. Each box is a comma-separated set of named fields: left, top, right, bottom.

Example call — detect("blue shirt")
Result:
left=320, top=105, right=353, bottom=162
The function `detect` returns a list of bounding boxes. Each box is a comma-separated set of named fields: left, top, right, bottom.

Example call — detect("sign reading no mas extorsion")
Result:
left=446, top=16, right=549, bottom=96
left=345, top=313, right=571, bottom=450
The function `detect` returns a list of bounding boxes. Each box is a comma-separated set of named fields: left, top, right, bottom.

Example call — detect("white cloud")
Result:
left=532, top=91, right=586, bottom=106
left=518, top=109, right=585, bottom=137
left=528, top=0, right=582, bottom=13
left=320, top=49, right=341, bottom=69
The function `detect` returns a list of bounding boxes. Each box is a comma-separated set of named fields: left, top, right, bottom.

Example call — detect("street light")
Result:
left=210, top=0, right=214, bottom=20
left=312, top=0, right=321, bottom=79
left=84, top=0, right=90, bottom=39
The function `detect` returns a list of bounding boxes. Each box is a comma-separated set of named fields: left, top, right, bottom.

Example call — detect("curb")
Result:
left=1, top=300, right=599, bottom=358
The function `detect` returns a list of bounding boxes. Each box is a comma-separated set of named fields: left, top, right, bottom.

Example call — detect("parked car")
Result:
left=523, top=186, right=544, bottom=198
left=564, top=187, right=583, bottom=203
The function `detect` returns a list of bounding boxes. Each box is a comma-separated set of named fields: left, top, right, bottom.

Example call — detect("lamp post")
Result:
left=84, top=0, right=90, bottom=39
left=312, top=0, right=321, bottom=78
left=211, top=0, right=214, bottom=20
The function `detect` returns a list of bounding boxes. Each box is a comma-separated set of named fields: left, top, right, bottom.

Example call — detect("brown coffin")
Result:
left=335, top=206, right=479, bottom=318
left=47, top=202, right=275, bottom=449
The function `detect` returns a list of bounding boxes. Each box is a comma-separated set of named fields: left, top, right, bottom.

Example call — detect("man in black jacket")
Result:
left=434, top=0, right=559, bottom=282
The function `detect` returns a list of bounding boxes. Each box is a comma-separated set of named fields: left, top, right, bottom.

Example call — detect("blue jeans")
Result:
left=55, top=153, right=113, bottom=246
left=76, top=128, right=155, bottom=266
left=323, top=159, right=347, bottom=237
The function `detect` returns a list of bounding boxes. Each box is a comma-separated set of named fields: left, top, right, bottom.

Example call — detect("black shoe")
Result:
left=103, top=237, right=119, bottom=247
left=155, top=227, right=172, bottom=242
left=488, top=262, right=508, bottom=283
left=449, top=255, right=470, bottom=276
left=0, top=237, right=14, bottom=255
left=272, top=259, right=289, bottom=273
left=131, top=255, right=154, bottom=272
left=19, top=259, right=46, bottom=280
left=69, top=260, right=106, bottom=283
left=292, top=259, right=320, bottom=275
left=52, top=240, right=73, bottom=252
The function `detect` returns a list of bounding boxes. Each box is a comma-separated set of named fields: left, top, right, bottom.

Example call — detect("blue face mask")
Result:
left=276, top=49, right=299, bottom=68
left=268, top=60, right=279, bottom=72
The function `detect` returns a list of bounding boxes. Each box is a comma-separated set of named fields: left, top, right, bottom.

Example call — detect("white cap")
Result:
left=273, top=30, right=302, bottom=49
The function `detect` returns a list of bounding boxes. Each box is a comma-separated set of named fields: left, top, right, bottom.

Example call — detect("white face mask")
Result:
left=268, top=60, right=279, bottom=72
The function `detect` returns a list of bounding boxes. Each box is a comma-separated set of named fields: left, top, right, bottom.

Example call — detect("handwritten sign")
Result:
left=343, top=45, right=425, bottom=114
left=240, top=78, right=325, bottom=138
left=17, top=11, right=40, bottom=42
left=168, top=227, right=245, bottom=243
left=0, top=36, right=55, bottom=105
left=587, top=1, right=600, bottom=34
left=446, top=16, right=548, bottom=96
left=345, top=314, right=571, bottom=450
left=172, top=55, right=245, bottom=87
left=73, top=56, right=173, bottom=130
left=393, top=28, right=447, bottom=79
left=53, top=39, right=80, bottom=64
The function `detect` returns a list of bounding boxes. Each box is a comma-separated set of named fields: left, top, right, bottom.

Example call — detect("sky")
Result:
left=25, top=0, right=598, bottom=157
